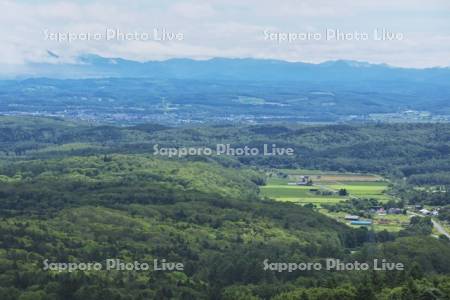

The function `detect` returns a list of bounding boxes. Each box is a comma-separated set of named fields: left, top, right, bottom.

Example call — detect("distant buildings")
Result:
left=296, top=175, right=312, bottom=186
left=419, top=209, right=439, bottom=216
left=419, top=209, right=431, bottom=215
left=345, top=215, right=360, bottom=221
left=375, top=207, right=386, bottom=215
left=370, top=207, right=404, bottom=215
left=387, top=208, right=403, bottom=215
left=351, top=220, right=372, bottom=226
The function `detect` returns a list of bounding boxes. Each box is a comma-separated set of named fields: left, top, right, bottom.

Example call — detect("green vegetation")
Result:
left=0, top=117, right=449, bottom=299
left=261, top=171, right=411, bottom=233
left=261, top=171, right=392, bottom=206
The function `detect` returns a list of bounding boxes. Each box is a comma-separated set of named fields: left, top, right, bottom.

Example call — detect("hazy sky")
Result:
left=1, top=0, right=450, bottom=68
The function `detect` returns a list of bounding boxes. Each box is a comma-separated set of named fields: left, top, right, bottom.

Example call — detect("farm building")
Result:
left=345, top=215, right=360, bottom=221
left=376, top=208, right=386, bottom=215
left=419, top=209, right=431, bottom=215
left=351, top=220, right=372, bottom=226
left=296, top=175, right=312, bottom=186
left=387, top=208, right=403, bottom=214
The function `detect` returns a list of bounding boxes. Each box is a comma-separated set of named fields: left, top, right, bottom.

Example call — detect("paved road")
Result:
left=409, top=211, right=450, bottom=239
left=431, top=219, right=450, bottom=239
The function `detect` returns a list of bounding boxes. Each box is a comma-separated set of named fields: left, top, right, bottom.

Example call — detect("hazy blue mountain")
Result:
left=1, top=54, right=449, bottom=124
left=23, top=54, right=450, bottom=84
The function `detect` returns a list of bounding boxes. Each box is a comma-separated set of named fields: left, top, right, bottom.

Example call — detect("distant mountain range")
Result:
left=1, top=54, right=449, bottom=124
left=16, top=54, right=450, bottom=84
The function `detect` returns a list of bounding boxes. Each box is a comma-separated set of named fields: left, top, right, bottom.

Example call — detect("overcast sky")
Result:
left=1, top=0, right=450, bottom=69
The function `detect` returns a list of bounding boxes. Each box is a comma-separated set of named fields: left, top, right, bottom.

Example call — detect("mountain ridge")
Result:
left=8, top=53, right=447, bottom=83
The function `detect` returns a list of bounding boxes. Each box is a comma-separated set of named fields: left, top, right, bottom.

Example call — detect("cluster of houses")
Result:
left=344, top=206, right=406, bottom=226
left=414, top=205, right=439, bottom=216
left=379, top=207, right=403, bottom=215
left=345, top=206, right=441, bottom=227
left=419, top=208, right=439, bottom=216
left=368, top=206, right=405, bottom=215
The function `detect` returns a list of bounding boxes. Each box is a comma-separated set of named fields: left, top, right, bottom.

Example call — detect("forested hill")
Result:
left=1, top=117, right=449, bottom=184
left=0, top=116, right=450, bottom=298
left=0, top=120, right=378, bottom=299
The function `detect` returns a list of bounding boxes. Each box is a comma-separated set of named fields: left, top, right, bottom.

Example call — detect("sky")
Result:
left=1, top=0, right=450, bottom=70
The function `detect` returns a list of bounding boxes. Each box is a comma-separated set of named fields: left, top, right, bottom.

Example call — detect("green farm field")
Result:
left=260, top=184, right=342, bottom=205
left=261, top=170, right=392, bottom=205
left=261, top=170, right=410, bottom=232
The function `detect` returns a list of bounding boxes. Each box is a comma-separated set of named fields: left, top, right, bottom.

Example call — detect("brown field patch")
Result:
left=289, top=174, right=382, bottom=182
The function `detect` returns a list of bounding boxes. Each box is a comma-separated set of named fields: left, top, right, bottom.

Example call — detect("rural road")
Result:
left=409, top=211, right=450, bottom=239
left=431, top=219, right=450, bottom=239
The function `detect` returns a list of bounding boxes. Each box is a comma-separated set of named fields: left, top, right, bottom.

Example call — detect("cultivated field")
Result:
left=261, top=170, right=391, bottom=205
left=261, top=170, right=407, bottom=232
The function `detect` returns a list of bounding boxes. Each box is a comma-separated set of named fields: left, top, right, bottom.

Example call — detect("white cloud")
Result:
left=169, top=2, right=216, bottom=18
left=0, top=0, right=449, bottom=72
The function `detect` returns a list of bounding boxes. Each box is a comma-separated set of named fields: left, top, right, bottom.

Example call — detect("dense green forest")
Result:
left=1, top=117, right=450, bottom=185
left=0, top=117, right=449, bottom=299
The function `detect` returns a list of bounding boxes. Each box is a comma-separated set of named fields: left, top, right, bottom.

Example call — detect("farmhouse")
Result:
left=370, top=206, right=383, bottom=213
left=387, top=208, right=403, bottom=214
left=419, top=209, right=430, bottom=215
left=296, top=175, right=312, bottom=186
left=376, top=208, right=386, bottom=215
